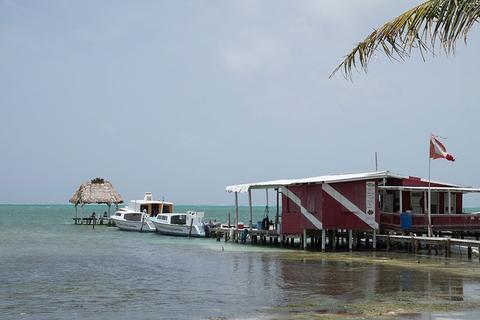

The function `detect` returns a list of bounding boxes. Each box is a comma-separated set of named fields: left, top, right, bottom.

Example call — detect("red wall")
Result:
left=281, top=185, right=322, bottom=234
left=281, top=180, right=379, bottom=234
left=457, top=193, right=462, bottom=214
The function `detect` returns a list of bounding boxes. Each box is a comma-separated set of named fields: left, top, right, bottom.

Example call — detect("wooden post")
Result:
left=424, top=191, right=428, bottom=213
left=303, top=229, right=307, bottom=250
left=448, top=191, right=452, bottom=214
left=234, top=192, right=239, bottom=230
left=275, top=188, right=279, bottom=232
left=81, top=205, right=84, bottom=224
left=348, top=230, right=353, bottom=252
left=248, top=189, right=253, bottom=234
left=188, top=217, right=194, bottom=238
left=445, top=239, right=451, bottom=257
left=321, top=229, right=326, bottom=252
left=330, top=230, right=337, bottom=251
left=468, top=246, right=472, bottom=260
left=399, top=191, right=403, bottom=213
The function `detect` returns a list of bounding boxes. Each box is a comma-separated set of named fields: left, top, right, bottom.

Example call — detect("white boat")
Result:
left=150, top=211, right=206, bottom=237
left=111, top=192, right=174, bottom=232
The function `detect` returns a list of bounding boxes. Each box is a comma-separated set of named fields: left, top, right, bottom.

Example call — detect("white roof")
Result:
left=379, top=186, right=480, bottom=193
left=129, top=199, right=174, bottom=205
left=226, top=171, right=404, bottom=193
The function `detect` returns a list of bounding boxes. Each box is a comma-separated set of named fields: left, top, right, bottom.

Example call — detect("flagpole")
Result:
left=427, top=135, right=433, bottom=237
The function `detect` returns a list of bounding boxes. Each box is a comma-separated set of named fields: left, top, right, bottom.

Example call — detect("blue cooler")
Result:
left=400, top=212, right=412, bottom=230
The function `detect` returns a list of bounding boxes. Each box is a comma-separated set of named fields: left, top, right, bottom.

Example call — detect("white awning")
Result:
left=379, top=186, right=480, bottom=193
left=226, top=171, right=403, bottom=193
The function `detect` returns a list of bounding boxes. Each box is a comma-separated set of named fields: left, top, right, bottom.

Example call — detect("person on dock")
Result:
left=262, top=216, right=270, bottom=230
left=91, top=212, right=96, bottom=229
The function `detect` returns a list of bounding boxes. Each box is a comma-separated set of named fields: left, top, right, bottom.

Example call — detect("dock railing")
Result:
left=381, top=211, right=480, bottom=232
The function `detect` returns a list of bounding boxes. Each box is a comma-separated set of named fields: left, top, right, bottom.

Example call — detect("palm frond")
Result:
left=330, top=0, right=480, bottom=79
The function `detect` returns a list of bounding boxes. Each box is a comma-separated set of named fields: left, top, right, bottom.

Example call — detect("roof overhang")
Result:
left=226, top=171, right=401, bottom=193
left=379, top=186, right=480, bottom=193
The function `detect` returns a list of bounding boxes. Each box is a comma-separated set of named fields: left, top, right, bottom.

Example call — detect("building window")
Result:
left=410, top=192, right=424, bottom=213
left=443, top=193, right=456, bottom=214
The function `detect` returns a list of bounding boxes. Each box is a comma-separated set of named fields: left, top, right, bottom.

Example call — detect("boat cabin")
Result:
left=156, top=211, right=205, bottom=226
left=127, top=192, right=174, bottom=216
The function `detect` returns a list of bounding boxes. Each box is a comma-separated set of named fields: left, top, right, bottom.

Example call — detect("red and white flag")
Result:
left=430, top=135, right=455, bottom=161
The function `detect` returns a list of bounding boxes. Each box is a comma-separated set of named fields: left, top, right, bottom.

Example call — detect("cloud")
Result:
left=224, top=0, right=264, bottom=17
left=219, top=30, right=290, bottom=75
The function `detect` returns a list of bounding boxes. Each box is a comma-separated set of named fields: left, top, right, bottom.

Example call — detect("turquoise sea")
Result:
left=2, top=204, right=480, bottom=320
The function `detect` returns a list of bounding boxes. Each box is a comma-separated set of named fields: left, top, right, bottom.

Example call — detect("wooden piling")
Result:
left=321, top=229, right=326, bottom=252
left=303, top=229, right=307, bottom=250
left=348, top=230, right=353, bottom=252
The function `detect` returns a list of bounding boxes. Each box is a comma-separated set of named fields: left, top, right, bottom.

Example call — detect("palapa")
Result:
left=69, top=178, right=123, bottom=206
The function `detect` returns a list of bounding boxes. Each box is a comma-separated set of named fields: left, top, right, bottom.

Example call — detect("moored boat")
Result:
left=150, top=211, right=206, bottom=237
left=111, top=192, right=173, bottom=232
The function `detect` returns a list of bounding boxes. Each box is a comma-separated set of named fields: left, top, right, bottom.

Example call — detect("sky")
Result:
left=1, top=0, right=479, bottom=205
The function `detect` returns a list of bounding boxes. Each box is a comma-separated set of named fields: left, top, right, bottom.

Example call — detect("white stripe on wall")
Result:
left=281, top=187, right=323, bottom=230
left=322, top=183, right=378, bottom=229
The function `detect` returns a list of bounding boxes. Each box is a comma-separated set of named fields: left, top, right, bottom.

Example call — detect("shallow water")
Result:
left=2, top=205, right=480, bottom=319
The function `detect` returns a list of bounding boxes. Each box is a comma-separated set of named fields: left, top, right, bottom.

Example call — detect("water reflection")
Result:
left=275, top=255, right=467, bottom=305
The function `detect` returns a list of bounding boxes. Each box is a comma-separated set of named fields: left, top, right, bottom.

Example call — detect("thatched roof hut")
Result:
left=69, top=178, right=123, bottom=206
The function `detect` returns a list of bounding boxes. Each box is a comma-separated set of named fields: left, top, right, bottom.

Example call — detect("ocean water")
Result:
left=2, top=204, right=480, bottom=320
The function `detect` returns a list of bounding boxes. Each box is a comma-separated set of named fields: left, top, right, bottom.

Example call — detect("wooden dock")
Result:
left=209, top=227, right=280, bottom=244
left=72, top=217, right=113, bottom=226
left=208, top=227, right=480, bottom=261
left=376, top=234, right=480, bottom=260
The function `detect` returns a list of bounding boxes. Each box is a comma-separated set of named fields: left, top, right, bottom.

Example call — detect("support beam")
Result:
left=372, top=229, right=377, bottom=250
left=303, top=229, right=307, bottom=250
left=275, top=188, right=279, bottom=232
left=424, top=191, right=428, bottom=213
left=448, top=191, right=452, bottom=214
left=234, top=192, right=239, bottom=229
left=399, top=191, right=403, bottom=213
left=248, top=189, right=253, bottom=233
left=321, top=229, right=326, bottom=252
left=348, top=230, right=353, bottom=252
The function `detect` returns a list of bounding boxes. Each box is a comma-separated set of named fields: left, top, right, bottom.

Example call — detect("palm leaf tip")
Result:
left=330, top=0, right=480, bottom=79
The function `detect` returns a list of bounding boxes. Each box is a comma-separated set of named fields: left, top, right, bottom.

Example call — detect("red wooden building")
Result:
left=226, top=171, right=480, bottom=244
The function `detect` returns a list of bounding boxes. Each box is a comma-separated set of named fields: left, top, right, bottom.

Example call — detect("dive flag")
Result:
left=430, top=135, right=455, bottom=161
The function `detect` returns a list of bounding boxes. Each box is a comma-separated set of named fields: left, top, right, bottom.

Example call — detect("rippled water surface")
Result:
left=2, top=205, right=480, bottom=320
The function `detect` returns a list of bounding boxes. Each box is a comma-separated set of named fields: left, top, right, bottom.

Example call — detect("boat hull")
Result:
left=152, top=221, right=205, bottom=237
left=111, top=216, right=156, bottom=232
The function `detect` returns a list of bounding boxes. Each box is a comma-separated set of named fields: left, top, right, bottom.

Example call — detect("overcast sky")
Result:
left=1, top=0, right=479, bottom=205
